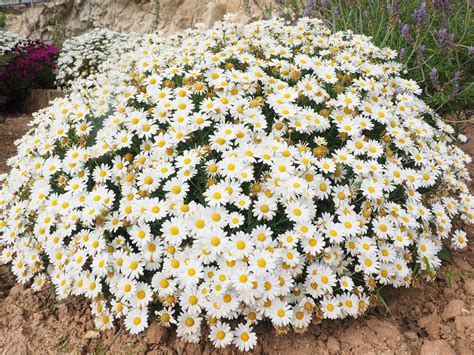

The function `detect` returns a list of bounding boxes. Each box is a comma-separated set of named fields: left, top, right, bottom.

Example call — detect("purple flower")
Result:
left=430, top=67, right=441, bottom=90
left=437, top=27, right=456, bottom=52
left=401, top=24, right=413, bottom=42
left=451, top=71, right=461, bottom=95
left=0, top=39, right=57, bottom=107
left=433, top=0, right=453, bottom=14
left=417, top=45, right=425, bottom=66
left=304, top=0, right=316, bottom=17
left=399, top=47, right=406, bottom=61
left=413, top=1, right=427, bottom=30
left=468, top=46, right=474, bottom=56
left=388, top=0, right=401, bottom=22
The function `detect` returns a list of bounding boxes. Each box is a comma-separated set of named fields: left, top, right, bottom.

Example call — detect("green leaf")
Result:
left=437, top=248, right=451, bottom=262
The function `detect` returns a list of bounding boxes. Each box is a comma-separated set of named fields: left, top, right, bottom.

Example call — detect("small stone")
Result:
left=463, top=279, right=474, bottom=296
left=58, top=304, right=69, bottom=321
left=144, top=323, right=168, bottom=344
left=454, top=315, right=474, bottom=333
left=326, top=336, right=340, bottom=353
left=82, top=330, right=100, bottom=339
left=442, top=299, right=466, bottom=321
left=404, top=331, right=418, bottom=341
left=456, top=342, right=474, bottom=355
left=420, top=339, right=455, bottom=355
left=418, top=312, right=440, bottom=338
left=8, top=284, right=24, bottom=300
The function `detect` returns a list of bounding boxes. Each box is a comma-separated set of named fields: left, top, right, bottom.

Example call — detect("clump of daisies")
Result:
left=0, top=31, right=24, bottom=55
left=1, top=15, right=473, bottom=351
left=56, top=28, right=139, bottom=90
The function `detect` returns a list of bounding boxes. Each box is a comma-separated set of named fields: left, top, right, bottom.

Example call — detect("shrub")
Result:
left=269, top=0, right=474, bottom=122
left=0, top=31, right=23, bottom=55
left=0, top=38, right=58, bottom=110
left=56, top=28, right=140, bottom=90
left=0, top=16, right=472, bottom=350
left=0, top=11, right=6, bottom=29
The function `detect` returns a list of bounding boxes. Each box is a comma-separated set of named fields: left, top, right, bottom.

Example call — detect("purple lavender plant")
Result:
left=416, top=45, right=426, bottom=67
left=437, top=27, right=456, bottom=52
left=304, top=0, right=316, bottom=17
left=413, top=1, right=428, bottom=31
left=433, top=0, right=453, bottom=14
left=399, top=47, right=406, bottom=62
left=401, top=24, right=413, bottom=42
left=430, top=67, right=441, bottom=91
left=388, top=0, right=401, bottom=23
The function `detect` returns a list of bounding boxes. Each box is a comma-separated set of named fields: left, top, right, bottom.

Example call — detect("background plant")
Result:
left=268, top=0, right=473, bottom=128
left=0, top=10, right=6, bottom=29
left=56, top=28, right=139, bottom=90
left=0, top=30, right=23, bottom=55
left=0, top=38, right=58, bottom=111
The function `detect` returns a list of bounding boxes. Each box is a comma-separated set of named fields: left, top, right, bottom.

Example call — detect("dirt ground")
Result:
left=0, top=114, right=472, bottom=355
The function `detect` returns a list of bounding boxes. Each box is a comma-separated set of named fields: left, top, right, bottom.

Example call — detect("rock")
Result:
left=3, top=330, right=29, bottom=354
left=420, top=340, right=455, bottom=355
left=418, top=312, right=440, bottom=338
left=202, top=1, right=227, bottom=29
left=144, top=323, right=168, bottom=344
left=82, top=330, right=100, bottom=339
left=454, top=315, right=474, bottom=333
left=21, top=89, right=66, bottom=114
left=326, top=336, right=340, bottom=353
left=442, top=299, right=467, bottom=321
left=4, top=0, right=273, bottom=40
left=8, top=284, right=24, bottom=300
left=57, top=304, right=69, bottom=322
left=464, top=279, right=474, bottom=296
left=456, top=342, right=474, bottom=355
left=404, top=331, right=418, bottom=341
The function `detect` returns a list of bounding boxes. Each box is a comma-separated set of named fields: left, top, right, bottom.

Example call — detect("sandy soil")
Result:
left=0, top=114, right=472, bottom=355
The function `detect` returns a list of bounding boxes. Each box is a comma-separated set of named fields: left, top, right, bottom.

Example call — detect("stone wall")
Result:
left=4, top=0, right=271, bottom=41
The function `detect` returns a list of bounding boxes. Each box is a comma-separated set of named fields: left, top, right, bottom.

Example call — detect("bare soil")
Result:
left=0, top=114, right=472, bottom=355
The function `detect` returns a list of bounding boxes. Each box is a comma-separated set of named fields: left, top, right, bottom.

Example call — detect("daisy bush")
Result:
left=0, top=31, right=24, bottom=56
left=56, top=28, right=139, bottom=90
left=0, top=16, right=473, bottom=350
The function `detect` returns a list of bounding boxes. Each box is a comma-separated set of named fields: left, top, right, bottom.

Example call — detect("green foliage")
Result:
left=268, top=0, right=474, bottom=122
left=0, top=10, right=5, bottom=29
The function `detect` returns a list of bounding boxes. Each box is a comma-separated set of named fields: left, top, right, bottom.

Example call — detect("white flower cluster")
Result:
left=0, top=16, right=472, bottom=350
left=56, top=28, right=139, bottom=90
left=0, top=31, right=23, bottom=56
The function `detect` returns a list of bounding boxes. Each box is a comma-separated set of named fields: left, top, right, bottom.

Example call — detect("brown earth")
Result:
left=0, top=114, right=473, bottom=355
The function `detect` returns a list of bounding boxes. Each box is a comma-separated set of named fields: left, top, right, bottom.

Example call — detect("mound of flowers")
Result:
left=0, top=16, right=472, bottom=350
left=0, top=36, right=58, bottom=110
left=0, top=31, right=24, bottom=55
left=56, top=28, right=140, bottom=90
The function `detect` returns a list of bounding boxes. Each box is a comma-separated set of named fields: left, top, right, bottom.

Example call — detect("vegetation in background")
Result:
left=0, top=39, right=58, bottom=111
left=268, top=0, right=473, bottom=127
left=56, top=29, right=139, bottom=90
left=0, top=10, right=6, bottom=29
